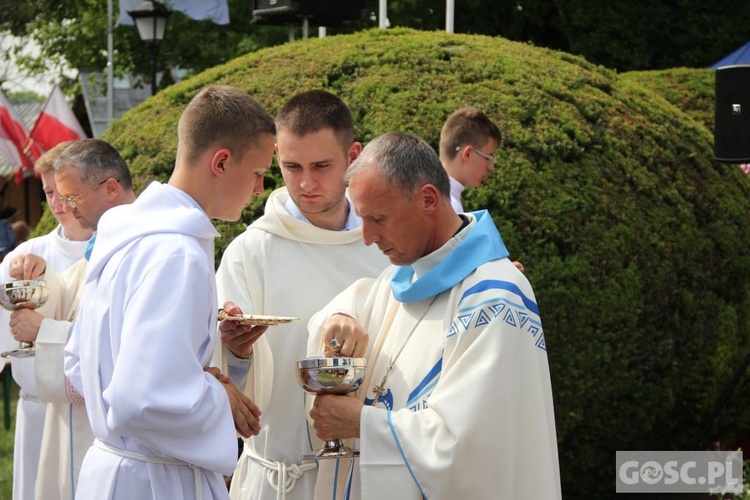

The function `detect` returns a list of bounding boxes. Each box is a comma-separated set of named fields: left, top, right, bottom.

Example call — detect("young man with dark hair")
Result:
left=216, top=89, right=388, bottom=500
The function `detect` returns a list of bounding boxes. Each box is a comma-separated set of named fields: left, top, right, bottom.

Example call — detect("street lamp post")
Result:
left=128, top=1, right=171, bottom=95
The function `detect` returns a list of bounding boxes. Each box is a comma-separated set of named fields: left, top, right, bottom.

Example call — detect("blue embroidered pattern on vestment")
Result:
left=450, top=279, right=546, bottom=351
left=459, top=279, right=540, bottom=315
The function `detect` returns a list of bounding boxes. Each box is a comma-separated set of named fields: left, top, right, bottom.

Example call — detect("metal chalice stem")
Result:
left=296, top=355, right=367, bottom=460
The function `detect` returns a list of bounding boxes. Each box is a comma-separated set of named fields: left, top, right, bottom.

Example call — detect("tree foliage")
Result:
left=372, top=0, right=750, bottom=70
left=2, top=0, right=750, bottom=92
left=0, top=0, right=289, bottom=93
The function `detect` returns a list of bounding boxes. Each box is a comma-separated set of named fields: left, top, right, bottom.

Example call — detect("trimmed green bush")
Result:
left=37, top=28, right=750, bottom=497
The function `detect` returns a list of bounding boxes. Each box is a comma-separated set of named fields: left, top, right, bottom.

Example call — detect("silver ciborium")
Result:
left=1, top=280, right=49, bottom=358
left=296, top=356, right=366, bottom=460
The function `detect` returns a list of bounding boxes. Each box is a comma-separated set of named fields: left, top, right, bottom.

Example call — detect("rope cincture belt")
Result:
left=244, top=447, right=316, bottom=500
left=94, top=438, right=203, bottom=500
left=18, top=390, right=39, bottom=402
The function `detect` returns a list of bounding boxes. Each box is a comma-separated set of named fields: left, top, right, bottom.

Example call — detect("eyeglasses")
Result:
left=58, top=179, right=108, bottom=209
left=456, top=145, right=495, bottom=165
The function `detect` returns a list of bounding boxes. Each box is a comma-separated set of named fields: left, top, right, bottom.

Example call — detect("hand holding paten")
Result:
left=219, top=301, right=269, bottom=358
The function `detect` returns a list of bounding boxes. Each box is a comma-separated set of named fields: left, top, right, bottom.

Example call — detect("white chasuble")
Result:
left=308, top=211, right=561, bottom=500
left=35, top=258, right=93, bottom=500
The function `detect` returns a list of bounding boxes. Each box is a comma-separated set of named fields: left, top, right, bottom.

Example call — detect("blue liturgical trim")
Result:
left=69, top=405, right=75, bottom=499
left=84, top=233, right=96, bottom=261
left=391, top=210, right=509, bottom=303
left=459, top=279, right=540, bottom=316
left=388, top=410, right=428, bottom=497
left=407, top=357, right=442, bottom=406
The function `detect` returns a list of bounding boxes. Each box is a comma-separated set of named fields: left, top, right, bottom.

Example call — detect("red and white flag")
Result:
left=28, top=85, right=86, bottom=153
left=0, top=88, right=34, bottom=171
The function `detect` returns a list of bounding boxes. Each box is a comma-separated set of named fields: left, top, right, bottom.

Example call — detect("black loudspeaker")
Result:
left=714, top=65, right=750, bottom=162
left=254, top=0, right=293, bottom=11
left=252, top=0, right=366, bottom=26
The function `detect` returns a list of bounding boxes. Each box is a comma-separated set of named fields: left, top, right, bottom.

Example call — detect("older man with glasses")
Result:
left=0, top=141, right=93, bottom=500
left=6, top=138, right=136, bottom=500
left=54, top=142, right=134, bottom=235
left=58, top=178, right=108, bottom=209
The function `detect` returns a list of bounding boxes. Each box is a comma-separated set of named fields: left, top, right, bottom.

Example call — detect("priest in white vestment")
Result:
left=33, top=260, right=93, bottom=500
left=215, top=90, right=389, bottom=500
left=11, top=257, right=93, bottom=500
left=307, top=133, right=562, bottom=500
left=63, top=86, right=275, bottom=499
left=7, top=138, right=139, bottom=500
left=0, top=142, right=92, bottom=500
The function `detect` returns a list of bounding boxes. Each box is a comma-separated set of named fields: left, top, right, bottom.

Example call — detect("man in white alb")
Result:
left=8, top=138, right=137, bottom=500
left=0, top=141, right=92, bottom=500
left=439, top=106, right=524, bottom=271
left=216, top=90, right=388, bottom=500
left=63, top=86, right=273, bottom=499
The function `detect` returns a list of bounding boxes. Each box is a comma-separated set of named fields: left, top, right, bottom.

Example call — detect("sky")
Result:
left=0, top=33, right=62, bottom=98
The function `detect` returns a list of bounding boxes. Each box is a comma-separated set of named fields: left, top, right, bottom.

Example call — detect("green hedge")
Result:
left=36, top=28, right=750, bottom=497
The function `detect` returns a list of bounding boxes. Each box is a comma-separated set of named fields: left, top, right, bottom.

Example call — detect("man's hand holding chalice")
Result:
left=298, top=313, right=369, bottom=459
left=7, top=254, right=48, bottom=346
left=1, top=254, right=49, bottom=358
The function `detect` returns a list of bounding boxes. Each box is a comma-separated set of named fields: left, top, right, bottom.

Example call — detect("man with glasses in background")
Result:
left=439, top=107, right=525, bottom=272
left=7, top=138, right=136, bottom=500
left=0, top=141, right=93, bottom=500
left=439, top=106, right=501, bottom=214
